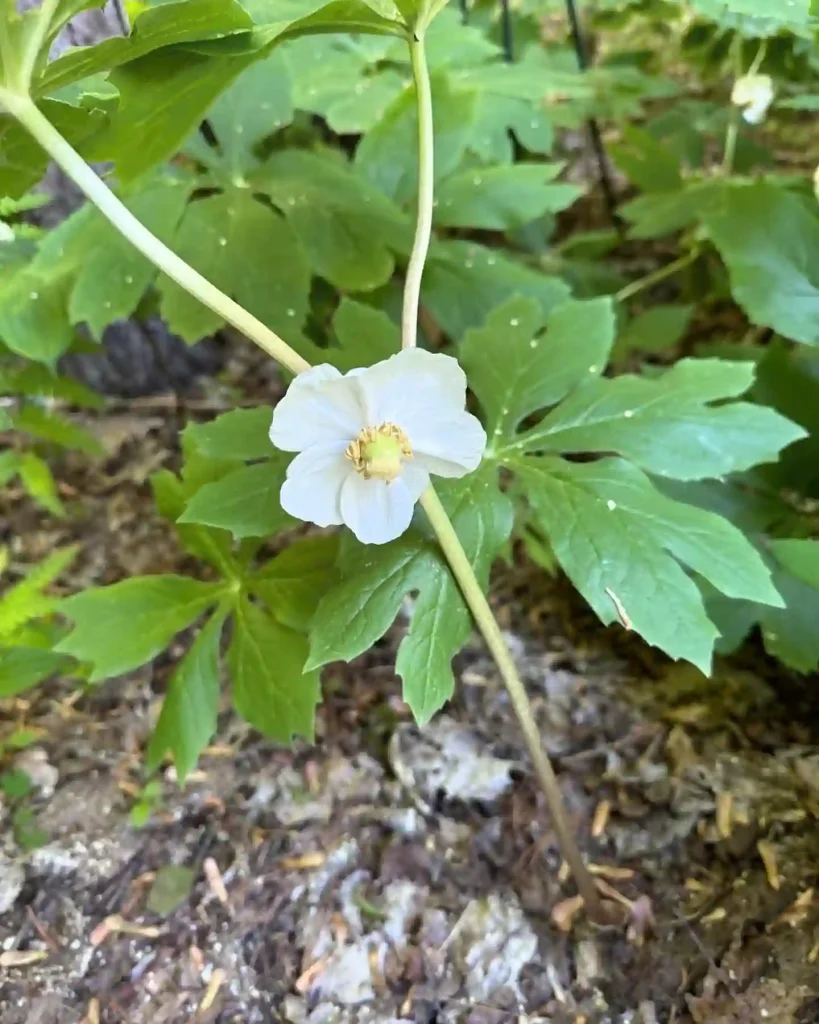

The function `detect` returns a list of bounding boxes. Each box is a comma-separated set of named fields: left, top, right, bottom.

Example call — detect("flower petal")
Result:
left=411, top=411, right=487, bottom=477
left=280, top=444, right=350, bottom=527
left=270, top=364, right=365, bottom=453
left=357, top=349, right=467, bottom=427
left=340, top=472, right=422, bottom=545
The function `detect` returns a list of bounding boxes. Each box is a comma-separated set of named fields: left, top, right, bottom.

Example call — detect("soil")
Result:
left=2, top=342, right=819, bottom=1024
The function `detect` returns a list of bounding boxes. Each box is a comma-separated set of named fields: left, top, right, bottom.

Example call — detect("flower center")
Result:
left=345, top=422, right=412, bottom=482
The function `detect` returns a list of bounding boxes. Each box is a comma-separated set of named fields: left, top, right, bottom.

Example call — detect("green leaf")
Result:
left=146, top=610, right=226, bottom=783
left=702, top=183, right=819, bottom=346
left=228, top=596, right=319, bottom=742
left=355, top=72, right=477, bottom=204
left=67, top=176, right=193, bottom=338
left=424, top=240, right=570, bottom=341
left=709, top=538, right=819, bottom=672
left=101, top=51, right=248, bottom=182
left=0, top=648, right=71, bottom=697
left=260, top=149, right=409, bottom=293
left=146, top=865, right=195, bottom=915
left=309, top=470, right=513, bottom=723
left=621, top=179, right=726, bottom=240
left=196, top=53, right=293, bottom=177
left=151, top=469, right=237, bottom=576
left=158, top=189, right=310, bottom=341
left=434, top=163, right=580, bottom=230
left=298, top=298, right=399, bottom=371
left=242, top=0, right=407, bottom=42
left=17, top=452, right=64, bottom=516
left=518, top=359, right=805, bottom=480
left=0, top=101, right=107, bottom=199
left=468, top=93, right=553, bottom=165
left=57, top=575, right=223, bottom=682
left=691, top=0, right=811, bottom=31
left=250, top=534, right=339, bottom=630
left=516, top=457, right=782, bottom=672
left=185, top=407, right=274, bottom=462
left=610, top=125, right=683, bottom=194
left=39, top=0, right=255, bottom=93
left=0, top=546, right=78, bottom=639
left=179, top=457, right=293, bottom=538
left=612, top=303, right=694, bottom=360
left=461, top=295, right=615, bottom=444
left=0, top=266, right=75, bottom=364
left=769, top=539, right=819, bottom=590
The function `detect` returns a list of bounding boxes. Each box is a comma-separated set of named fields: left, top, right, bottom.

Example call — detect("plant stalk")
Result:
left=17, top=0, right=62, bottom=91
left=402, top=33, right=434, bottom=351
left=615, top=247, right=699, bottom=304
left=0, top=91, right=311, bottom=378
left=420, top=487, right=603, bottom=917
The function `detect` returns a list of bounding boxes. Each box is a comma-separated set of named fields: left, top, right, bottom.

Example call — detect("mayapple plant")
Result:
left=1, top=0, right=816, bottom=920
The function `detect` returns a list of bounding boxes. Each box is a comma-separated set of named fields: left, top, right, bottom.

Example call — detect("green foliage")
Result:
left=309, top=469, right=513, bottom=723
left=516, top=457, right=781, bottom=672
left=703, top=183, right=819, bottom=347
left=0, top=546, right=77, bottom=697
left=2, top=0, right=818, bottom=779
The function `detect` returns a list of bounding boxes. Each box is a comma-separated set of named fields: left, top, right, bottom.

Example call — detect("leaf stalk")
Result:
left=420, top=486, right=603, bottom=918
left=401, top=32, right=434, bottom=350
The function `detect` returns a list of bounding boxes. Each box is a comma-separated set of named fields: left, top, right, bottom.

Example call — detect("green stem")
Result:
left=420, top=486, right=603, bottom=918
left=17, top=0, right=61, bottom=92
left=402, top=33, right=434, bottom=350
left=748, top=38, right=768, bottom=76
left=0, top=92, right=310, bottom=377
left=615, top=247, right=699, bottom=304
left=723, top=32, right=744, bottom=176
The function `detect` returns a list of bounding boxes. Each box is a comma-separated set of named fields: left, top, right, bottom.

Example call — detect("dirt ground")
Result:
left=2, top=350, right=819, bottom=1024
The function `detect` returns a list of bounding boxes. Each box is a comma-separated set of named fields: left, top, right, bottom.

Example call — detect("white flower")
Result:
left=269, top=349, right=486, bottom=545
left=731, top=74, right=774, bottom=125
left=814, top=164, right=819, bottom=202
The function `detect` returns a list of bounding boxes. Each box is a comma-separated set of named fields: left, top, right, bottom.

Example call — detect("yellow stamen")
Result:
left=345, top=422, right=412, bottom=482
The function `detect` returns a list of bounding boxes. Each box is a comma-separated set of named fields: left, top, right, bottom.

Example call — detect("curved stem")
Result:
left=402, top=33, right=434, bottom=350
left=615, top=247, right=699, bottom=304
left=420, top=486, right=603, bottom=918
left=1, top=92, right=310, bottom=377
left=18, top=0, right=61, bottom=91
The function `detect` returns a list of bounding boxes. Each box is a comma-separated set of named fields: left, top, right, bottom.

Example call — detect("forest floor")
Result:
left=2, top=345, right=819, bottom=1024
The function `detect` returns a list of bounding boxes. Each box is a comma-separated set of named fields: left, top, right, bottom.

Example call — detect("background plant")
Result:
left=1, top=0, right=818, bottom=835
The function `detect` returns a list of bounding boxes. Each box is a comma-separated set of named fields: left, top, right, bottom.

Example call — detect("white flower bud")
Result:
left=731, top=74, right=775, bottom=125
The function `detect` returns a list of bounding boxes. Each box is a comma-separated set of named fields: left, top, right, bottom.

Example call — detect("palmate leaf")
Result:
left=282, top=36, right=403, bottom=134
left=707, top=538, right=819, bottom=673
left=228, top=596, right=319, bottom=743
left=259, top=149, right=410, bottom=292
left=355, top=72, right=477, bottom=204
left=56, top=575, right=225, bottom=682
left=178, top=453, right=294, bottom=538
left=465, top=297, right=803, bottom=480
left=434, top=163, right=580, bottom=231
left=38, top=0, right=256, bottom=94
left=691, top=0, right=812, bottom=32
left=309, top=469, right=513, bottom=723
left=461, top=295, right=615, bottom=443
left=157, top=189, right=310, bottom=341
left=249, top=534, right=339, bottom=631
left=702, top=183, right=819, bottom=346
left=518, top=358, right=806, bottom=481
left=297, top=298, right=399, bottom=371
left=423, top=241, right=570, bottom=342
left=146, top=609, right=226, bottom=783
left=515, top=457, right=782, bottom=673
